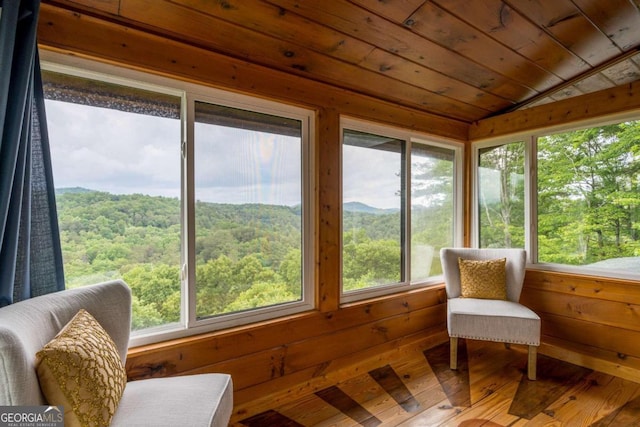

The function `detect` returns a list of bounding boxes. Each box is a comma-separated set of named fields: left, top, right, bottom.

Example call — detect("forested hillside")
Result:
left=57, top=190, right=304, bottom=328
left=55, top=122, right=640, bottom=331
left=57, top=190, right=420, bottom=329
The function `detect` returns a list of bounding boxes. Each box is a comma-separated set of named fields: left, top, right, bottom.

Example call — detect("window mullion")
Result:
left=403, top=139, right=410, bottom=284
left=184, top=94, right=197, bottom=329
left=526, top=135, right=536, bottom=265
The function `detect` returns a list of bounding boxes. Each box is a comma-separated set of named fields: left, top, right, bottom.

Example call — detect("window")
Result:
left=42, top=54, right=314, bottom=344
left=411, top=144, right=458, bottom=282
left=477, top=141, right=525, bottom=249
left=43, top=68, right=182, bottom=332
left=473, top=118, right=640, bottom=280
left=537, top=123, right=640, bottom=275
left=341, top=119, right=462, bottom=301
left=191, top=100, right=312, bottom=328
left=342, top=129, right=404, bottom=291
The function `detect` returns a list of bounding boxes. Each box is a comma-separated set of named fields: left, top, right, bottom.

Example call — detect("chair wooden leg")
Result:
left=528, top=345, right=537, bottom=381
left=450, top=337, right=458, bottom=370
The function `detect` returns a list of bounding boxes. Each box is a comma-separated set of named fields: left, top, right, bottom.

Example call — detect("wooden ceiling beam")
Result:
left=493, top=46, right=640, bottom=116
left=470, top=75, right=640, bottom=140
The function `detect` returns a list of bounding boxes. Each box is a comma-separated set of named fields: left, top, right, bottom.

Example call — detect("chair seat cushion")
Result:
left=111, top=374, right=233, bottom=427
left=447, top=298, right=540, bottom=346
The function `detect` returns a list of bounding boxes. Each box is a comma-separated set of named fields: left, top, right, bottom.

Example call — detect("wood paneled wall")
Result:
left=36, top=1, right=640, bottom=409
left=521, top=270, right=640, bottom=383
left=127, top=290, right=448, bottom=410
left=36, top=2, right=456, bottom=407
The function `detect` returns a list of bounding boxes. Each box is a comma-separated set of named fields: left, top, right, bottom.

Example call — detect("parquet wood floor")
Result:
left=232, top=339, right=640, bottom=426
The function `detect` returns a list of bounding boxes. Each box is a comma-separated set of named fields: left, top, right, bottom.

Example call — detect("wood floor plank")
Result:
left=457, top=420, right=504, bottom=427
left=314, top=355, right=439, bottom=426
left=535, top=371, right=640, bottom=426
left=238, top=338, right=640, bottom=427
left=389, top=352, right=440, bottom=394
left=465, top=341, right=529, bottom=405
left=376, top=359, right=451, bottom=425
left=424, top=338, right=471, bottom=407
left=369, top=364, right=421, bottom=412
left=276, top=393, right=343, bottom=426
left=509, top=354, right=593, bottom=419
left=445, top=380, right=522, bottom=426
left=238, top=409, right=304, bottom=427
left=330, top=369, right=400, bottom=421
left=316, top=385, right=382, bottom=427
left=395, top=396, right=463, bottom=426
left=590, top=390, right=640, bottom=426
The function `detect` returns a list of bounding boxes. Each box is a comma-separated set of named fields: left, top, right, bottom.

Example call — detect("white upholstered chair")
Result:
left=440, top=248, right=541, bottom=380
left=0, top=280, right=233, bottom=426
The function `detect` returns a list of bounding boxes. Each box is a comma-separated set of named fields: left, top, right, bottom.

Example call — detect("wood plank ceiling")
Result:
left=45, top=0, right=640, bottom=124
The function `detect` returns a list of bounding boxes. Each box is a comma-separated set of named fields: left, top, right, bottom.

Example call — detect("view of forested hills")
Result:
left=53, top=122, right=640, bottom=330
left=55, top=188, right=407, bottom=329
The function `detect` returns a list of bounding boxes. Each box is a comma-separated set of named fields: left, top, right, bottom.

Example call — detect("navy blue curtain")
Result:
left=0, top=0, right=64, bottom=306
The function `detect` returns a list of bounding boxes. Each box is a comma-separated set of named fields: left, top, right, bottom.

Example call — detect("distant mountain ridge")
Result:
left=343, top=201, right=399, bottom=215
left=56, top=188, right=398, bottom=215
left=56, top=187, right=95, bottom=195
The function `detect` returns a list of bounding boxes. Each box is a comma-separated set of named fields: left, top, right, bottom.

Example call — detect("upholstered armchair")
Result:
left=0, top=280, right=233, bottom=426
left=440, top=248, right=541, bottom=380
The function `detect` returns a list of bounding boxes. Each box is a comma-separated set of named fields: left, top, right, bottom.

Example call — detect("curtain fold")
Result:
left=0, top=0, right=65, bottom=306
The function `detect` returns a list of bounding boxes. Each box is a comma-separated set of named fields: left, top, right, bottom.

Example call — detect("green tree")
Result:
left=343, top=234, right=401, bottom=290
left=131, top=295, right=165, bottom=330
left=196, top=255, right=236, bottom=318
left=478, top=142, right=525, bottom=248
left=226, top=281, right=296, bottom=311
left=538, top=123, right=640, bottom=264
left=122, top=264, right=181, bottom=323
left=279, top=249, right=302, bottom=296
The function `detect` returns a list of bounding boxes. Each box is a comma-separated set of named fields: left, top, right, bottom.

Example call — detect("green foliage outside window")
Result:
left=57, top=191, right=305, bottom=329
left=478, top=142, right=525, bottom=249
left=479, top=121, right=640, bottom=273
left=57, top=183, right=455, bottom=328
left=537, top=123, right=640, bottom=267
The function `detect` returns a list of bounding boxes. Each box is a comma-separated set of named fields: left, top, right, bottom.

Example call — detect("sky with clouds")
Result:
left=46, top=100, right=408, bottom=209
left=47, top=100, right=182, bottom=198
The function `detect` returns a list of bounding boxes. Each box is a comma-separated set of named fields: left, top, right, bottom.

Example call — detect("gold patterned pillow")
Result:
left=458, top=257, right=507, bottom=300
left=35, top=309, right=127, bottom=427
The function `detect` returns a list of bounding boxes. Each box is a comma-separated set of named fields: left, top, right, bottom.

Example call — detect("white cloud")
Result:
left=46, top=100, right=303, bottom=204
left=46, top=100, right=409, bottom=208
left=343, top=145, right=401, bottom=209
left=47, top=100, right=181, bottom=197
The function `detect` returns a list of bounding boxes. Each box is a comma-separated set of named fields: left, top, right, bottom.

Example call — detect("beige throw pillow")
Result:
left=458, top=257, right=507, bottom=300
left=35, top=309, right=127, bottom=427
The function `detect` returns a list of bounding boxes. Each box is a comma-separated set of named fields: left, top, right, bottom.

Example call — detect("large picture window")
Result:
left=342, top=129, right=404, bottom=292
left=44, top=68, right=183, bottom=332
left=473, top=119, right=640, bottom=280
left=537, top=123, right=640, bottom=274
left=42, top=55, right=314, bottom=344
left=192, top=101, right=307, bottom=323
left=341, top=119, right=462, bottom=301
left=411, top=144, right=457, bottom=282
